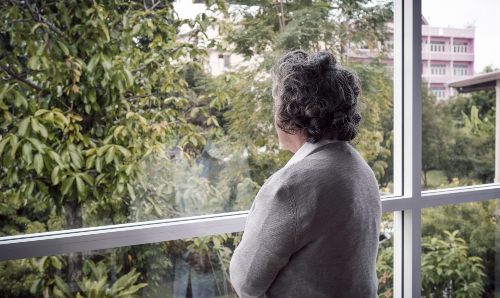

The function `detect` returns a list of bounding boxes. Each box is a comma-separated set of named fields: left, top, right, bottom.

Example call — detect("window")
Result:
left=218, top=53, right=231, bottom=68
left=430, top=40, right=446, bottom=52
left=0, top=233, right=243, bottom=297
left=420, top=2, right=500, bottom=292
left=431, top=63, right=446, bottom=75
left=453, top=41, right=468, bottom=53
left=431, top=87, right=446, bottom=99
left=223, top=54, right=231, bottom=68
left=0, top=0, right=396, bottom=235
left=422, top=0, right=497, bottom=195
left=453, top=63, right=468, bottom=76
left=1, top=1, right=499, bottom=297
left=0, top=212, right=398, bottom=297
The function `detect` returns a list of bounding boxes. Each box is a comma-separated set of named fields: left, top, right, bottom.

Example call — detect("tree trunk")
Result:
left=64, top=200, right=83, bottom=291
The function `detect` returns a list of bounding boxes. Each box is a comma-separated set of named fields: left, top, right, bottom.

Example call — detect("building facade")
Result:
left=348, top=16, right=475, bottom=101
left=421, top=16, right=475, bottom=100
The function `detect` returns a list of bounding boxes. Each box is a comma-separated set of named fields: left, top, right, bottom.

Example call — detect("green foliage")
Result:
left=350, top=61, right=393, bottom=189
left=421, top=230, right=486, bottom=298
left=0, top=0, right=230, bottom=295
left=421, top=82, right=451, bottom=187
left=223, top=0, right=393, bottom=60
left=422, top=200, right=499, bottom=296
left=0, top=258, right=38, bottom=297
left=77, top=260, right=146, bottom=298
left=438, top=90, right=495, bottom=185
left=31, top=258, right=147, bottom=298
left=0, top=0, right=232, bottom=235
left=376, top=239, right=393, bottom=298
left=422, top=74, right=495, bottom=188
left=29, top=255, right=67, bottom=297
left=376, top=223, right=492, bottom=298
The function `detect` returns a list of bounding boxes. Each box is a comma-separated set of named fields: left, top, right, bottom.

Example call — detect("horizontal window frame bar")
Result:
left=1, top=211, right=249, bottom=242
left=1, top=185, right=500, bottom=261
left=421, top=183, right=500, bottom=208
left=0, top=212, right=247, bottom=261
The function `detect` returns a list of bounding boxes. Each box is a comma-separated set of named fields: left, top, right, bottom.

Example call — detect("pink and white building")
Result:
left=348, top=16, right=475, bottom=101
left=421, top=16, right=475, bottom=100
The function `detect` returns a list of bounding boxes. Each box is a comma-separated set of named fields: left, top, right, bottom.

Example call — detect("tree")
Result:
left=422, top=67, right=496, bottom=188
left=421, top=230, right=486, bottom=298
left=421, top=201, right=499, bottom=297
left=439, top=90, right=495, bottom=185
left=217, top=0, right=395, bottom=190
left=0, top=0, right=228, bottom=293
left=30, top=258, right=147, bottom=298
left=222, top=0, right=393, bottom=62
left=421, top=81, right=453, bottom=188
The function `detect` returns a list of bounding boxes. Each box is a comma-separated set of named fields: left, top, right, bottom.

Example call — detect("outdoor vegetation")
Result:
left=0, top=0, right=497, bottom=297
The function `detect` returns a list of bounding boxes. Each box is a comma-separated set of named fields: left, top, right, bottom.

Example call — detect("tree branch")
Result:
left=24, top=0, right=64, bottom=37
left=150, top=1, right=161, bottom=10
left=0, top=63, right=44, bottom=92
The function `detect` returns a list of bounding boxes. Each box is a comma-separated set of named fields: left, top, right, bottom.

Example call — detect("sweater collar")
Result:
left=283, top=138, right=342, bottom=170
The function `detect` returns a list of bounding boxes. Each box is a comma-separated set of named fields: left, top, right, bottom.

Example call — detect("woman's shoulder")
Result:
left=275, top=143, right=378, bottom=198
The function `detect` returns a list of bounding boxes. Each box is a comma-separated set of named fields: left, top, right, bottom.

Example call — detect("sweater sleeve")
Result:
left=229, top=179, right=297, bottom=298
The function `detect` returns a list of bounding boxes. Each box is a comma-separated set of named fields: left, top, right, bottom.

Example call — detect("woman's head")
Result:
left=271, top=50, right=362, bottom=145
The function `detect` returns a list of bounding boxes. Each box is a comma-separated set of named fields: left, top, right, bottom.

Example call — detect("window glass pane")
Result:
left=421, top=199, right=500, bottom=296
left=0, top=213, right=393, bottom=297
left=377, top=212, right=394, bottom=297
left=0, top=0, right=394, bottom=237
left=453, top=63, right=468, bottom=76
left=421, top=0, right=500, bottom=190
left=0, top=232, right=242, bottom=297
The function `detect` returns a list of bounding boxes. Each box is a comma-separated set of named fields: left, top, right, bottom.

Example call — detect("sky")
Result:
left=422, top=0, right=500, bottom=73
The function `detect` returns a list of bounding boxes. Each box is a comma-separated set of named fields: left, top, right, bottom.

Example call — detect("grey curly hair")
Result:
left=271, top=49, right=362, bottom=143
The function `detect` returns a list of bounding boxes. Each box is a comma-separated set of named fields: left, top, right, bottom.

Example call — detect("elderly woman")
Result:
left=228, top=50, right=381, bottom=297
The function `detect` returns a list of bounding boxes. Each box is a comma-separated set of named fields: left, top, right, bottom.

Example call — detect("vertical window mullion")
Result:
left=392, top=0, right=404, bottom=296
left=405, top=0, right=423, bottom=296
left=393, top=0, right=423, bottom=297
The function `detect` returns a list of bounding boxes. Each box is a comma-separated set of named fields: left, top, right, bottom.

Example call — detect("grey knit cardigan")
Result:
left=229, top=141, right=381, bottom=297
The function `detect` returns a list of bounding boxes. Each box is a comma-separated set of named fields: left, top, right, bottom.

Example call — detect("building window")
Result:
left=453, top=64, right=468, bottom=76
left=430, top=40, right=445, bottom=52
left=453, top=41, right=468, bottom=53
left=223, top=54, right=231, bottom=68
left=431, top=87, right=446, bottom=99
left=431, top=63, right=446, bottom=75
left=218, top=53, right=231, bottom=69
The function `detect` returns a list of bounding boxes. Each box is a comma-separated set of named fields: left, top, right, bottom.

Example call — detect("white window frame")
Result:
left=453, top=41, right=468, bottom=53
left=223, top=53, right=231, bottom=68
left=431, top=87, right=446, bottom=99
left=1, top=1, right=499, bottom=297
left=453, top=63, right=468, bottom=76
left=430, top=40, right=445, bottom=52
left=431, top=63, right=446, bottom=75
